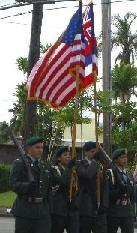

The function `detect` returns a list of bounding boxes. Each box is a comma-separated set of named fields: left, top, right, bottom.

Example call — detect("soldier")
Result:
left=76, top=141, right=109, bottom=233
left=107, top=148, right=134, bottom=233
left=9, top=136, right=51, bottom=233
left=51, top=146, right=80, bottom=233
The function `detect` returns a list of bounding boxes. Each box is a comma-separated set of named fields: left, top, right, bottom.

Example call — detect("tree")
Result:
left=109, top=12, right=137, bottom=157
left=112, top=12, right=137, bottom=64
left=0, top=121, right=10, bottom=143
left=11, top=48, right=95, bottom=158
left=111, top=64, right=137, bottom=156
left=10, top=82, right=93, bottom=139
left=16, top=44, right=51, bottom=76
left=112, top=63, right=137, bottom=103
left=9, top=83, right=27, bottom=136
left=24, top=3, right=44, bottom=142
left=112, top=105, right=137, bottom=161
left=15, top=0, right=44, bottom=141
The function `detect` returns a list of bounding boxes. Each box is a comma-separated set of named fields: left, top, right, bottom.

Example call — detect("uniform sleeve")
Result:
left=9, top=159, right=30, bottom=195
left=51, top=166, right=69, bottom=186
left=76, top=159, right=99, bottom=180
left=107, top=169, right=134, bottom=202
left=107, top=170, right=121, bottom=201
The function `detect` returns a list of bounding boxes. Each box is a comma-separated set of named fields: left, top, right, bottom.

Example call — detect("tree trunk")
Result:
left=24, top=3, right=43, bottom=144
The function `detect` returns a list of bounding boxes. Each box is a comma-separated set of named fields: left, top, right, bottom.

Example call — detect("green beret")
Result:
left=55, top=146, right=69, bottom=158
left=26, top=136, right=44, bottom=146
left=111, top=148, right=126, bottom=161
left=83, top=141, right=97, bottom=151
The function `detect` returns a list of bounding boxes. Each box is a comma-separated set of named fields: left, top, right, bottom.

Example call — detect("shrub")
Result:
left=0, top=164, right=11, bottom=192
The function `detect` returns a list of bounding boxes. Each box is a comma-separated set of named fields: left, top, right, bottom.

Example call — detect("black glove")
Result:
left=28, top=181, right=37, bottom=195
left=97, top=206, right=106, bottom=215
left=95, top=147, right=108, bottom=163
left=68, top=158, right=76, bottom=169
left=119, top=184, right=128, bottom=194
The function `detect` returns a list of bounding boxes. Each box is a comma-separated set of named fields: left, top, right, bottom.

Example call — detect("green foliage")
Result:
left=112, top=12, right=137, bottom=64
left=16, top=57, right=28, bottom=74
left=16, top=43, right=51, bottom=75
left=112, top=102, right=137, bottom=126
left=10, top=82, right=93, bottom=147
left=0, top=121, right=10, bottom=143
left=56, top=91, right=93, bottom=127
left=9, top=83, right=27, bottom=135
left=112, top=64, right=137, bottom=102
left=36, top=102, right=64, bottom=145
left=12, top=43, right=94, bottom=148
left=0, top=164, right=11, bottom=193
left=97, top=13, right=137, bottom=153
left=112, top=125, right=137, bottom=150
left=111, top=13, right=137, bottom=160
left=40, top=43, right=51, bottom=53
left=97, top=90, right=112, bottom=113
left=128, top=161, right=136, bottom=173
left=111, top=63, right=137, bottom=161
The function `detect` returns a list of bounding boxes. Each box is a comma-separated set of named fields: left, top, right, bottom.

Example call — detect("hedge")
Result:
left=0, top=164, right=11, bottom=192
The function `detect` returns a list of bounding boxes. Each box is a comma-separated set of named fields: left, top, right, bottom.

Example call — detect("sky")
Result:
left=0, top=0, right=137, bottom=123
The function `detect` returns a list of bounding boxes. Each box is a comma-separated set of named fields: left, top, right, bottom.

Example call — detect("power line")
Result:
left=0, top=0, right=137, bottom=20
left=0, top=4, right=77, bottom=20
left=0, top=20, right=28, bottom=25
left=1, top=11, right=32, bottom=20
left=0, top=2, right=31, bottom=10
left=0, top=0, right=137, bottom=11
left=0, top=0, right=79, bottom=10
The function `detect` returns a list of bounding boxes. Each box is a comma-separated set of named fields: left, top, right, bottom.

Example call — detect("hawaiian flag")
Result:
left=27, top=3, right=98, bottom=108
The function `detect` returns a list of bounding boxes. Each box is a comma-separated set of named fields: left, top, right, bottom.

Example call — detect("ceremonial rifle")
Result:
left=10, top=129, right=35, bottom=182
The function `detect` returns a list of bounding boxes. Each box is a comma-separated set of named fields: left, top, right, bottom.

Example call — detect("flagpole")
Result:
left=69, top=0, right=82, bottom=201
left=94, top=73, right=101, bottom=209
left=69, top=66, right=79, bottom=201
left=90, top=1, right=100, bottom=208
left=71, top=67, right=78, bottom=159
left=94, top=77, right=98, bottom=145
left=71, top=0, right=82, bottom=159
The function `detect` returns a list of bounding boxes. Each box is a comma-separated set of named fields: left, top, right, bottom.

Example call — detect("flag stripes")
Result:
left=27, top=4, right=98, bottom=108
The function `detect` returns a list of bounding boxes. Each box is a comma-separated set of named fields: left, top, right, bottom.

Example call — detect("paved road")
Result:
left=0, top=217, right=137, bottom=233
left=0, top=217, right=15, bottom=233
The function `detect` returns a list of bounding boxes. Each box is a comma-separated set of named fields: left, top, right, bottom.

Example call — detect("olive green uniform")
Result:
left=107, top=162, right=134, bottom=233
left=10, top=155, right=52, bottom=233
left=51, top=164, right=80, bottom=233
left=76, top=158, right=109, bottom=233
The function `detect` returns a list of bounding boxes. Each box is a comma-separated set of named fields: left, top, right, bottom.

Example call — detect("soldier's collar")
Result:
left=59, top=164, right=66, bottom=170
left=27, top=154, right=40, bottom=163
left=116, top=165, right=127, bottom=174
left=85, top=157, right=92, bottom=165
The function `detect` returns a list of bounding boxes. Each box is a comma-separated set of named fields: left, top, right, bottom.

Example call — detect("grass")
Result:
left=0, top=191, right=16, bottom=208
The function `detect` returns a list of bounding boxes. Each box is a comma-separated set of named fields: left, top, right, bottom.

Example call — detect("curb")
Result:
left=0, top=208, right=13, bottom=217
left=0, top=208, right=137, bottom=229
left=0, top=214, right=13, bottom=217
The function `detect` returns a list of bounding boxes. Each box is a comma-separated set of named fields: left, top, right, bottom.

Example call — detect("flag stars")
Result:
left=62, top=9, right=82, bottom=46
left=27, top=4, right=98, bottom=108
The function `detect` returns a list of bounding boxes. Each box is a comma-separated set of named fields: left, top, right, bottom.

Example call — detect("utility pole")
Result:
left=23, top=0, right=69, bottom=143
left=24, top=2, right=43, bottom=142
left=101, top=0, right=112, bottom=155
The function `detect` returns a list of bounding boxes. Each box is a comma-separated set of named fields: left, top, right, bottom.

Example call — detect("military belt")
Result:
left=27, top=197, right=44, bottom=203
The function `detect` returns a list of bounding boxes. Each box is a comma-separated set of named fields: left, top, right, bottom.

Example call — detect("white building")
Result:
left=63, top=119, right=103, bottom=147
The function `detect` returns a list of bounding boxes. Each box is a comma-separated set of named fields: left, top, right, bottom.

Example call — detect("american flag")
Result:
left=27, top=3, right=98, bottom=108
